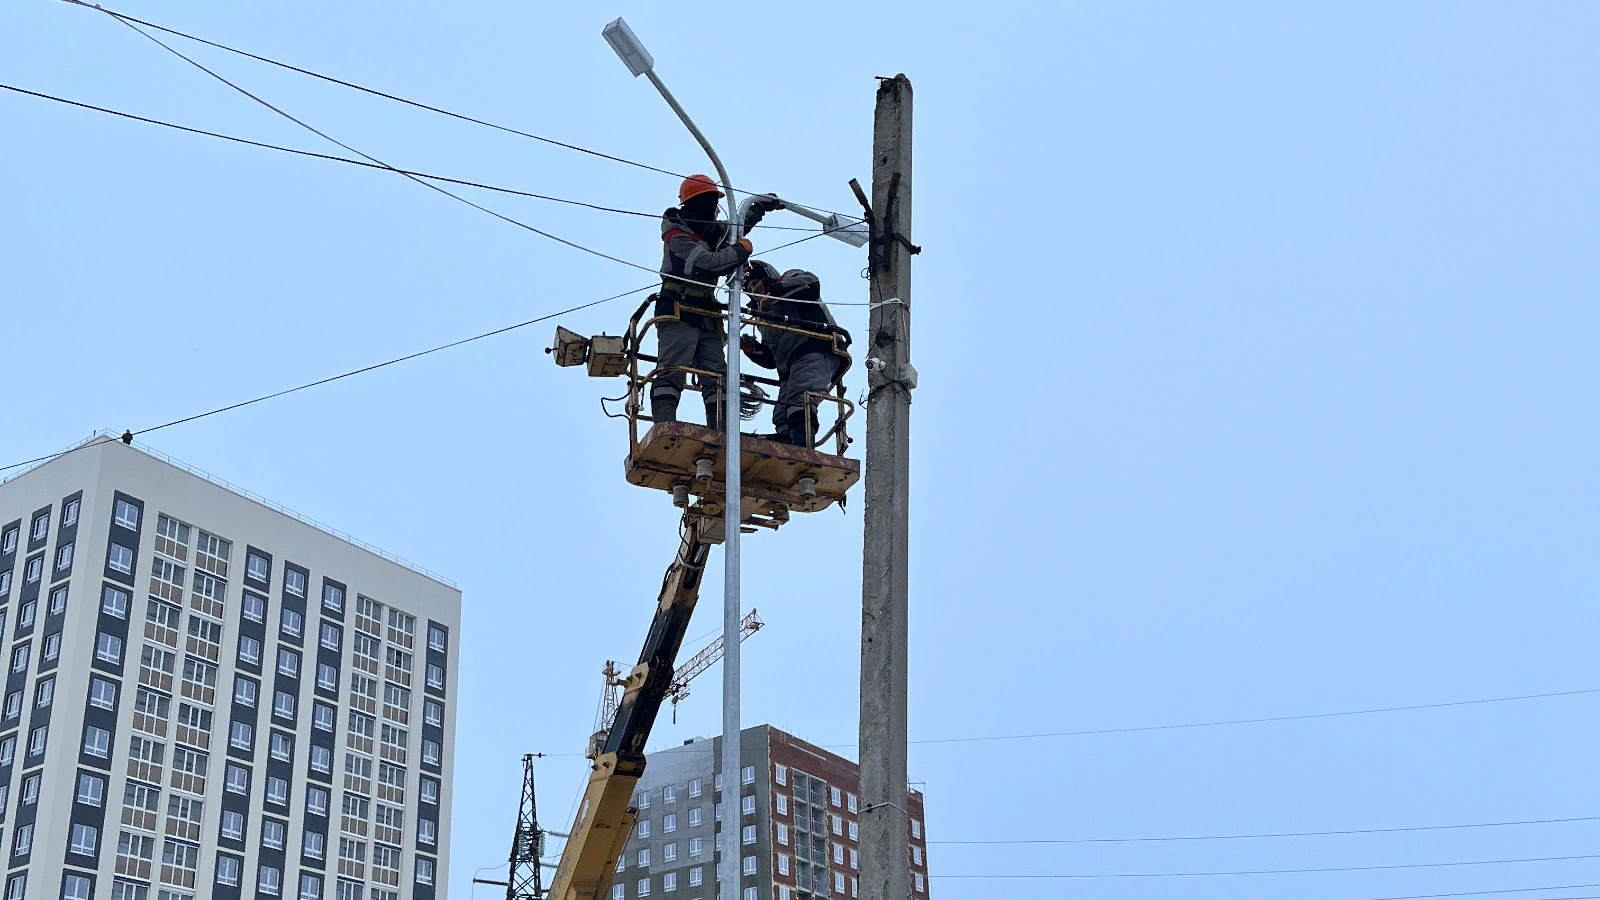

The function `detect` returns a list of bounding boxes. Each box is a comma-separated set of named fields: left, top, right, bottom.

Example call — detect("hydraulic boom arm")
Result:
left=546, top=509, right=720, bottom=900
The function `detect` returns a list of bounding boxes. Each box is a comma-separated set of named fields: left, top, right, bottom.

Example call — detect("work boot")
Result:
left=652, top=394, right=679, bottom=423
left=703, top=398, right=722, bottom=433
left=784, top=412, right=810, bottom=447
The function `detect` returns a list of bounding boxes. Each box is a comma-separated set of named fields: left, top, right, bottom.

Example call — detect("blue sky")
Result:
left=6, top=2, right=1600, bottom=898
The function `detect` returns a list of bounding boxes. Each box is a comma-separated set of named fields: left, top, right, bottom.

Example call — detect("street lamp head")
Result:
left=602, top=18, right=654, bottom=77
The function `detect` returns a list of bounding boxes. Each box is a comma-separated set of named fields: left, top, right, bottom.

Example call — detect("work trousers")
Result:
left=653, top=319, right=726, bottom=415
left=774, top=351, right=840, bottom=431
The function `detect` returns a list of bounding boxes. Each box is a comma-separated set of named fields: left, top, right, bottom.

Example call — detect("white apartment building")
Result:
left=0, top=437, right=460, bottom=900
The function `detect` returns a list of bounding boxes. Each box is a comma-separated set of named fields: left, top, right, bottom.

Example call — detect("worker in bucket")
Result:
left=740, top=261, right=850, bottom=447
left=653, top=174, right=779, bottom=430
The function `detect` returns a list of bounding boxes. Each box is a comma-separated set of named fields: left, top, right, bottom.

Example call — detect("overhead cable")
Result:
left=929, top=814, right=1600, bottom=846
left=0, top=84, right=824, bottom=232
left=930, top=851, right=1600, bottom=879
left=58, top=16, right=869, bottom=311
left=58, top=0, right=856, bottom=219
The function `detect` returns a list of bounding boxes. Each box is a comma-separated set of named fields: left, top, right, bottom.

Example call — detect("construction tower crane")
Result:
left=590, top=610, right=764, bottom=757
left=541, top=286, right=859, bottom=900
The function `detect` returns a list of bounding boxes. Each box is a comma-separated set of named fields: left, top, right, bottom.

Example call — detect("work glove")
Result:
left=753, top=194, right=785, bottom=213
left=736, top=238, right=753, bottom=255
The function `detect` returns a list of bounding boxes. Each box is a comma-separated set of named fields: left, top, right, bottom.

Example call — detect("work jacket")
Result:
left=657, top=206, right=765, bottom=329
left=746, top=271, right=847, bottom=375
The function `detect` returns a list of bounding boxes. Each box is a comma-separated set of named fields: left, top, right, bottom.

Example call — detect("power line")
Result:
left=1350, top=885, right=1600, bottom=900
left=928, top=814, right=1600, bottom=846
left=0, top=83, right=827, bottom=233
left=53, top=14, right=870, bottom=310
left=57, top=0, right=857, bottom=219
left=809, top=686, right=1600, bottom=750
left=929, top=851, right=1600, bottom=879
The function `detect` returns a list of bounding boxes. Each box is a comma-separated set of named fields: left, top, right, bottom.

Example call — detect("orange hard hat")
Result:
left=679, top=174, right=723, bottom=205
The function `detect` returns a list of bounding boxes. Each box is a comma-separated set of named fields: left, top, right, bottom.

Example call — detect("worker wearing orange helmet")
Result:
left=652, top=174, right=780, bottom=430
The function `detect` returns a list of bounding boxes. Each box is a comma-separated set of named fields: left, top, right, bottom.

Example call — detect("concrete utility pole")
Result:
left=859, top=74, right=914, bottom=900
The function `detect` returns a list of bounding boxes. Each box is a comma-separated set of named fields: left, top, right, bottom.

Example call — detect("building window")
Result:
left=267, top=776, right=290, bottom=806
left=21, top=773, right=39, bottom=805
left=427, top=624, right=447, bottom=651
left=217, top=854, right=242, bottom=886
left=274, top=691, right=297, bottom=721
left=778, top=854, right=790, bottom=875
left=101, top=584, right=130, bottom=617
left=48, top=585, right=68, bottom=616
left=742, top=856, right=757, bottom=875
left=225, top=764, right=250, bottom=794
left=24, top=558, right=41, bottom=584
left=688, top=868, right=702, bottom=887
left=689, top=838, right=703, bottom=857
left=27, top=724, right=47, bottom=757
left=911, top=819, right=922, bottom=839
left=832, top=815, right=842, bottom=835
left=776, top=795, right=788, bottom=816
left=18, top=599, right=35, bottom=628
left=69, top=822, right=99, bottom=855
left=90, top=676, right=118, bottom=709
left=317, top=663, right=339, bottom=691
left=637, top=879, right=650, bottom=897
left=776, top=823, right=788, bottom=845
left=424, top=699, right=443, bottom=727
left=77, top=772, right=106, bottom=806
left=1, top=690, right=19, bottom=721
left=311, top=745, right=333, bottom=774
left=663, top=813, right=677, bottom=833
left=246, top=553, right=270, bottom=583
left=107, top=543, right=135, bottom=574
left=611, top=887, right=623, bottom=900
left=833, top=844, right=844, bottom=864
left=278, top=647, right=301, bottom=678
left=230, top=721, right=253, bottom=751
left=689, top=778, right=702, bottom=797
left=30, top=513, right=49, bottom=541
left=420, top=777, right=440, bottom=805
left=221, top=809, right=245, bottom=840
left=238, top=635, right=262, bottom=666
left=850, top=848, right=858, bottom=868
left=62, top=874, right=92, bottom=900
left=284, top=569, right=307, bottom=597
left=41, top=631, right=60, bottom=662
left=742, top=795, right=756, bottom=816
left=322, top=582, right=344, bottom=612
left=113, top=499, right=140, bottom=529
left=742, top=765, right=756, bottom=785
left=831, top=786, right=842, bottom=807
left=775, top=764, right=787, bottom=785
left=418, top=818, right=437, bottom=846
left=95, top=632, right=123, bottom=665
left=742, top=825, right=757, bottom=845
left=911, top=846, right=921, bottom=865
left=426, top=663, right=446, bottom=690
left=259, top=864, right=282, bottom=896
left=55, top=542, right=74, bottom=573
left=847, top=793, right=858, bottom=813
left=423, top=738, right=441, bottom=766
left=321, top=623, right=342, bottom=650
left=663, top=872, right=677, bottom=893
left=314, top=702, right=337, bottom=731
left=307, top=785, right=331, bottom=816
left=688, top=807, right=702, bottom=827
left=262, top=819, right=286, bottom=850
left=662, top=842, right=676, bottom=862
left=234, top=675, right=259, bottom=707
left=270, top=731, right=294, bottom=761
left=914, top=873, right=924, bottom=893
left=637, top=819, right=651, bottom=838
left=281, top=608, right=304, bottom=639
left=242, top=593, right=266, bottom=622
left=780, top=888, right=791, bottom=900
left=304, top=832, right=326, bottom=861
left=13, top=823, right=32, bottom=854
left=0, top=527, right=16, bottom=553
left=0, top=570, right=10, bottom=597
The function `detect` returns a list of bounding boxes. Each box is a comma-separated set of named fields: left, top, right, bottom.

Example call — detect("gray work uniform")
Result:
left=652, top=207, right=761, bottom=415
left=748, top=270, right=845, bottom=433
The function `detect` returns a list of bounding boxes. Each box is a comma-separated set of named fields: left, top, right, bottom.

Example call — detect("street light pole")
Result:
left=603, top=19, right=743, bottom=900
